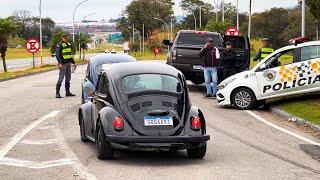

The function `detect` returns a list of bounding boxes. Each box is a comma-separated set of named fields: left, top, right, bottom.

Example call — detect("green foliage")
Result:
left=0, top=17, right=17, bottom=72
left=180, top=0, right=214, bottom=30
left=118, top=0, right=174, bottom=38
left=9, top=10, right=55, bottom=48
left=205, top=20, right=231, bottom=34
left=75, top=33, right=92, bottom=51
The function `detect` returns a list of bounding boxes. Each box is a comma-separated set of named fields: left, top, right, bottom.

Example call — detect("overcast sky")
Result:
left=0, top=0, right=298, bottom=23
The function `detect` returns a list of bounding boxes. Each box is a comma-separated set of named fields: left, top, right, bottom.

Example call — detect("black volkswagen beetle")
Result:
left=81, top=54, right=136, bottom=104
left=78, top=62, right=210, bottom=160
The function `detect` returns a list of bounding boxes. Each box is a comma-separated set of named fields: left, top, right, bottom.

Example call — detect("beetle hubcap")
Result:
left=235, top=91, right=251, bottom=108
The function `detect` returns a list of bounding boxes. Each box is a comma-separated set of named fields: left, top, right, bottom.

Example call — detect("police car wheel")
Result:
left=231, top=88, right=256, bottom=110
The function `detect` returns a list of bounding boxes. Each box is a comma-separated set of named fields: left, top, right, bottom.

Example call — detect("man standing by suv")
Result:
left=221, top=41, right=237, bottom=80
left=199, top=38, right=220, bottom=98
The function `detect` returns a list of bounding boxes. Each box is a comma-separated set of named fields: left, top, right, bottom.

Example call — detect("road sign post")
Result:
left=26, top=39, right=40, bottom=68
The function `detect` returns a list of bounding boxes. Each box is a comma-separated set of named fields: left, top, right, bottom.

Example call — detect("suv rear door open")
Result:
left=223, top=35, right=251, bottom=72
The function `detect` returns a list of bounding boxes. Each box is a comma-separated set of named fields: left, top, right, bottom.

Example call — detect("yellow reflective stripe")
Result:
left=62, top=48, right=71, bottom=53
left=63, top=55, right=72, bottom=59
left=261, top=48, right=274, bottom=58
left=261, top=48, right=274, bottom=53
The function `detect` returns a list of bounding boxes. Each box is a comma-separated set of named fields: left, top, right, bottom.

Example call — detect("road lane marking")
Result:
left=20, top=139, right=58, bottom=145
left=53, top=127, right=98, bottom=180
left=0, top=111, right=60, bottom=158
left=245, top=110, right=320, bottom=147
left=0, top=157, right=75, bottom=169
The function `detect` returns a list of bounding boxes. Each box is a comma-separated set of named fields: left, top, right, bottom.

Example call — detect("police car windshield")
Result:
left=122, top=74, right=182, bottom=94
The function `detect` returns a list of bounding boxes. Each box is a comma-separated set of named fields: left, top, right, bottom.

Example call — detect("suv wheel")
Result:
left=231, top=87, right=256, bottom=110
left=190, top=78, right=204, bottom=85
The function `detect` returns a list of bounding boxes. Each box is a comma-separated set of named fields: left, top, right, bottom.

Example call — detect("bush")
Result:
left=250, top=38, right=263, bottom=54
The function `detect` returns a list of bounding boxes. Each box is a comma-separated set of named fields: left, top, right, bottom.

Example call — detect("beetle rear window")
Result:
left=122, top=74, right=182, bottom=94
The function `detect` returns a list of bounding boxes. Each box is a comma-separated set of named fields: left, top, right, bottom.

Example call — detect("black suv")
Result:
left=164, top=30, right=250, bottom=85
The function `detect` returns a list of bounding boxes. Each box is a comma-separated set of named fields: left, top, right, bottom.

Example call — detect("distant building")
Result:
left=56, top=20, right=118, bottom=34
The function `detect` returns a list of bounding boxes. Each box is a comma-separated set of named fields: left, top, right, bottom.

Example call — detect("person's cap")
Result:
left=61, top=34, right=69, bottom=38
left=262, top=38, right=270, bottom=41
left=225, top=41, right=232, bottom=46
left=206, top=38, right=213, bottom=43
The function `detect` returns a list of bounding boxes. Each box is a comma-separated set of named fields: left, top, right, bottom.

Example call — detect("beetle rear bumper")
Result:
left=105, top=135, right=210, bottom=143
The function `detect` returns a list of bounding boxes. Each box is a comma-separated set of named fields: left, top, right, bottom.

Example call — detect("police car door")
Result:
left=298, top=45, right=320, bottom=93
left=255, top=47, right=300, bottom=98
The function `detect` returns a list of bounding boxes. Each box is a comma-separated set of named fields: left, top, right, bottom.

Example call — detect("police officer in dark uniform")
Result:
left=253, top=38, right=274, bottom=62
left=221, top=41, right=237, bottom=80
left=55, top=34, right=76, bottom=98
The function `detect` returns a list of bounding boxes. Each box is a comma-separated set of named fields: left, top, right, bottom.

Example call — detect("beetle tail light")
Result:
left=191, top=116, right=201, bottom=131
left=113, top=116, right=124, bottom=131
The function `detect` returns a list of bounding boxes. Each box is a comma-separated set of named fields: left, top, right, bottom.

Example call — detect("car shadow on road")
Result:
left=80, top=142, right=207, bottom=167
left=110, top=150, right=207, bottom=167
left=187, top=83, right=206, bottom=93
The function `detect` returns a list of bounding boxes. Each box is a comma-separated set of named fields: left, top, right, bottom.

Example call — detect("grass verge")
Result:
left=271, top=95, right=320, bottom=126
left=129, top=51, right=166, bottom=60
left=0, top=59, right=88, bottom=81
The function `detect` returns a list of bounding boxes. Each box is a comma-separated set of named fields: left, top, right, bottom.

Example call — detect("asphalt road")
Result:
left=0, top=54, right=98, bottom=72
left=0, top=63, right=319, bottom=180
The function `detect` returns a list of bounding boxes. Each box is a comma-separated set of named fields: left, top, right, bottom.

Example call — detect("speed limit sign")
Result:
left=26, top=38, right=40, bottom=54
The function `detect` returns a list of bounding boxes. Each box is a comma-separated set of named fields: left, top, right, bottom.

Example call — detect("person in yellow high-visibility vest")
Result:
left=253, top=38, right=274, bottom=62
left=55, top=34, right=76, bottom=98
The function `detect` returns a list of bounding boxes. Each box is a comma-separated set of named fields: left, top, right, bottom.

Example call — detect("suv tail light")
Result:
left=113, top=116, right=124, bottom=131
left=191, top=116, right=201, bottom=131
left=172, top=49, right=177, bottom=61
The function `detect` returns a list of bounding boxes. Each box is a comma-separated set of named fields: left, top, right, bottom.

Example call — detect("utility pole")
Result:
left=248, top=0, right=252, bottom=39
left=39, top=0, right=43, bottom=66
left=236, top=0, right=239, bottom=30
left=142, top=24, right=145, bottom=57
left=192, top=13, right=197, bottom=30
left=317, top=20, right=319, bottom=40
left=170, top=18, right=173, bottom=42
left=222, top=0, right=225, bottom=22
left=132, top=24, right=135, bottom=44
left=301, top=0, right=306, bottom=37
left=72, top=0, right=88, bottom=42
left=199, top=7, right=202, bottom=29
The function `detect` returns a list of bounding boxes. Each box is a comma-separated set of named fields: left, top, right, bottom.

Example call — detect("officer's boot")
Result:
left=66, top=85, right=75, bottom=97
left=56, top=85, right=62, bottom=98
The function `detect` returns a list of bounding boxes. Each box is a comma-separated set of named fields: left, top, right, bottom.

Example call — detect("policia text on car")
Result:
left=263, top=75, right=320, bottom=93
left=55, top=34, right=76, bottom=98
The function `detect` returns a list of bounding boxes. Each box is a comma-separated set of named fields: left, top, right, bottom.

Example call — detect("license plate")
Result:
left=193, top=65, right=203, bottom=70
left=144, top=116, right=173, bottom=126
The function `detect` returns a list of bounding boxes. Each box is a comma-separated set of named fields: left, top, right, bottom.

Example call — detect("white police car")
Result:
left=217, top=40, right=320, bottom=109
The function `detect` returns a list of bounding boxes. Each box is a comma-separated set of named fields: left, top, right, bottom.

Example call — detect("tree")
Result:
left=180, top=0, right=214, bottom=30
left=205, top=20, right=231, bottom=34
left=75, top=33, right=92, bottom=60
left=0, top=18, right=17, bottom=72
left=307, top=0, right=320, bottom=38
left=119, top=0, right=174, bottom=38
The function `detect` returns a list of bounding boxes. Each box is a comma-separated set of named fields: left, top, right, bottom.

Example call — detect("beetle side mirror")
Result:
left=162, top=40, right=173, bottom=46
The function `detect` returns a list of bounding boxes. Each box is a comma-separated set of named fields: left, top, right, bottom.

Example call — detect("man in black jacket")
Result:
left=199, top=38, right=220, bottom=98
left=55, top=34, right=76, bottom=98
left=221, top=41, right=237, bottom=80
